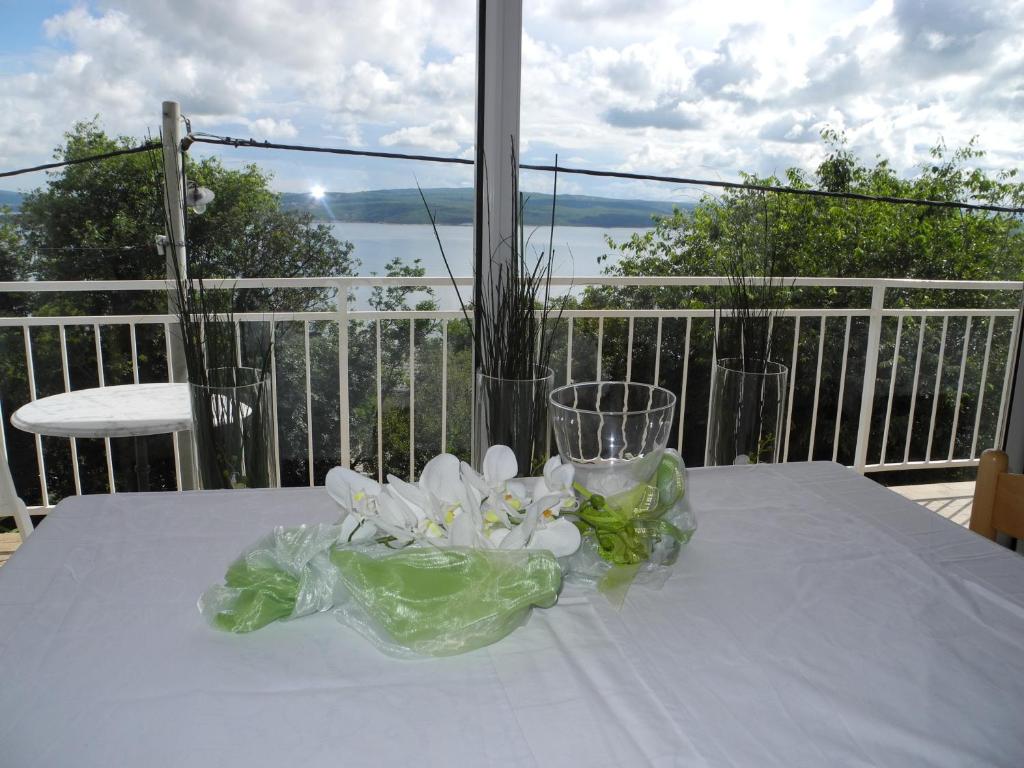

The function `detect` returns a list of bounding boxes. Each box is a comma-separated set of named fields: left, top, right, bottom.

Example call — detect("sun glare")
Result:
left=310, top=184, right=326, bottom=200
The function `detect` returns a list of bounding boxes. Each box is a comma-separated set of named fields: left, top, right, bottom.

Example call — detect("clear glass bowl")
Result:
left=549, top=381, right=676, bottom=496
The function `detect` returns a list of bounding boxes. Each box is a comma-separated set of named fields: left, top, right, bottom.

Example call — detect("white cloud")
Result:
left=380, top=115, right=473, bottom=152
left=0, top=0, right=1022, bottom=195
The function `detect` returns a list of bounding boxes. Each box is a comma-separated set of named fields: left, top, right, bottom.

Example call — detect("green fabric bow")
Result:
left=573, top=452, right=688, bottom=567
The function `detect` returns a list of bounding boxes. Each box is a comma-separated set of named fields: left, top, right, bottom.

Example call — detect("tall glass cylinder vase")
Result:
left=705, top=358, right=789, bottom=466
left=190, top=366, right=278, bottom=489
left=474, top=366, right=554, bottom=477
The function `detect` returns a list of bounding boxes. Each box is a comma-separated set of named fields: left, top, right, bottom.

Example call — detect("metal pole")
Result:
left=160, top=100, right=195, bottom=489
left=472, top=0, right=522, bottom=467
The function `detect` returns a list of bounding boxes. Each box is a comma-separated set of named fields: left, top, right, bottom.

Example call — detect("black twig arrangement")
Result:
left=421, top=143, right=569, bottom=473
left=157, top=142, right=276, bottom=488
left=712, top=192, right=787, bottom=372
left=420, top=144, right=568, bottom=379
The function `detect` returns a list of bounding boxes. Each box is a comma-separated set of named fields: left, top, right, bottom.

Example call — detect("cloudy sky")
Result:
left=1, top=0, right=1022, bottom=201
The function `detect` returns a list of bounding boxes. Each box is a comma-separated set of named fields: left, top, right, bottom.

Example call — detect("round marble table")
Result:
left=11, top=383, right=192, bottom=490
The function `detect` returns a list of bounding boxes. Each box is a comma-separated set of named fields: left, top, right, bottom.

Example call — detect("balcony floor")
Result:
left=0, top=481, right=978, bottom=568
left=888, top=481, right=975, bottom=527
left=0, top=532, right=19, bottom=567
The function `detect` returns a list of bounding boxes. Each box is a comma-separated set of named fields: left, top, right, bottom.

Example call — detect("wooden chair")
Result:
left=970, top=449, right=1024, bottom=542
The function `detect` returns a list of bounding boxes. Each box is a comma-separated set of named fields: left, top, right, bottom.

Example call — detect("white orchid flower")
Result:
left=488, top=493, right=582, bottom=557
left=325, top=467, right=384, bottom=542
left=323, top=446, right=583, bottom=558
left=420, top=454, right=482, bottom=527
left=532, top=456, right=578, bottom=517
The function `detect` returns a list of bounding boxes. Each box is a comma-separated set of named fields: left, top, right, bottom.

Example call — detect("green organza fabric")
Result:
left=331, top=547, right=561, bottom=656
left=213, top=557, right=302, bottom=633
left=199, top=525, right=562, bottom=657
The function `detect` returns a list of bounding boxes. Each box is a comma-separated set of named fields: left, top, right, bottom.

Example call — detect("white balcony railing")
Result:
left=1, top=275, right=1020, bottom=520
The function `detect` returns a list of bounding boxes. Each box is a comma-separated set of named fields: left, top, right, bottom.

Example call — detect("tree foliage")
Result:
left=2, top=120, right=362, bottom=508
left=585, top=132, right=1024, bottom=477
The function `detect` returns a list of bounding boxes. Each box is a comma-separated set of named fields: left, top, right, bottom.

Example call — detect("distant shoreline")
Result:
left=1, top=187, right=690, bottom=229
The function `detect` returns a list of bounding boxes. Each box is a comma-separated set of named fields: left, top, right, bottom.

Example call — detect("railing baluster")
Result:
left=565, top=317, right=574, bottom=385
left=23, top=327, right=50, bottom=507
left=164, top=322, right=183, bottom=491
left=904, top=317, right=927, bottom=464
left=376, top=318, right=383, bottom=482
left=994, top=312, right=1020, bottom=449
left=58, top=325, right=83, bottom=496
left=441, top=320, right=448, bottom=454
left=925, top=316, right=949, bottom=463
left=336, top=279, right=351, bottom=469
left=304, top=321, right=314, bottom=486
left=700, top=313, right=716, bottom=460
left=783, top=317, right=801, bottom=463
left=129, top=323, right=140, bottom=384
left=677, top=318, right=691, bottom=454
left=596, top=317, right=604, bottom=381
left=93, top=323, right=116, bottom=493
left=970, top=316, right=995, bottom=459
left=948, top=317, right=972, bottom=461
left=653, top=317, right=663, bottom=386
left=879, top=316, right=904, bottom=466
left=625, top=317, right=634, bottom=382
left=409, top=319, right=416, bottom=481
left=269, top=321, right=282, bottom=481
left=831, top=316, right=852, bottom=462
left=808, top=315, right=827, bottom=461
left=853, top=286, right=885, bottom=472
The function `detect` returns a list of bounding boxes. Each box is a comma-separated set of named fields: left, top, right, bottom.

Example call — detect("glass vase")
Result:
left=190, top=366, right=278, bottom=489
left=474, top=365, right=554, bottom=477
left=705, top=358, right=789, bottom=466
left=549, top=381, right=676, bottom=496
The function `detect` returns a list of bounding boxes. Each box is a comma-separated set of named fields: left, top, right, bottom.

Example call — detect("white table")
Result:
left=1, top=462, right=1022, bottom=767
left=10, top=383, right=191, bottom=490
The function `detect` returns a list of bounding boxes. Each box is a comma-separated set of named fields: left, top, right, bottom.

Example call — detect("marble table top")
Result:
left=10, top=383, right=192, bottom=438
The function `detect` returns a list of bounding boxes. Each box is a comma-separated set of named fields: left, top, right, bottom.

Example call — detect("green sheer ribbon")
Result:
left=214, top=557, right=302, bottom=633
left=573, top=452, right=687, bottom=566
left=208, top=540, right=561, bottom=656
left=331, top=547, right=561, bottom=656
left=572, top=453, right=688, bottom=601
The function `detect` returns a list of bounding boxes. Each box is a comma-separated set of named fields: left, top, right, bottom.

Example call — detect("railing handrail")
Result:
left=0, top=275, right=1021, bottom=293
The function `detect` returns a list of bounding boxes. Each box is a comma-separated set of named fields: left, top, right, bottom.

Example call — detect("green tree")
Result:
left=588, top=132, right=1024, bottom=478
left=3, top=119, right=360, bottom=504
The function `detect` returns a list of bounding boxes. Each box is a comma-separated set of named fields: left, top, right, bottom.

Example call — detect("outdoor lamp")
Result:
left=185, top=181, right=215, bottom=214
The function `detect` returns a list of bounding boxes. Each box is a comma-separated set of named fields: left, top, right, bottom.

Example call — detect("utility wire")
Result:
left=0, top=142, right=161, bottom=180
left=188, top=134, right=1024, bottom=216
left=2, top=132, right=1022, bottom=216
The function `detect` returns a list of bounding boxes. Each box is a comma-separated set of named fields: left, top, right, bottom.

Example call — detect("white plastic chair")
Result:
left=0, top=448, right=33, bottom=539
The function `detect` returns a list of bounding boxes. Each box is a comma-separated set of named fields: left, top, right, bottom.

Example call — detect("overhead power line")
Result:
left=188, top=133, right=1024, bottom=216
left=0, top=142, right=161, bottom=180
left=1, top=132, right=1021, bottom=216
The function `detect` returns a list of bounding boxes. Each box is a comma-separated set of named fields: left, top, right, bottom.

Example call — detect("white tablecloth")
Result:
left=1, top=462, right=1022, bottom=767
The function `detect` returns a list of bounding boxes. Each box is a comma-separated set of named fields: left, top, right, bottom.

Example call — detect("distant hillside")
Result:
left=0, top=186, right=691, bottom=227
left=0, top=190, right=23, bottom=211
left=280, top=188, right=690, bottom=227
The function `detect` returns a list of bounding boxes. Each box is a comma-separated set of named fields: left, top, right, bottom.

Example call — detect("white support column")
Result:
left=853, top=285, right=885, bottom=473
left=472, top=0, right=522, bottom=466
left=160, top=100, right=195, bottom=488
left=475, top=0, right=522, bottom=298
